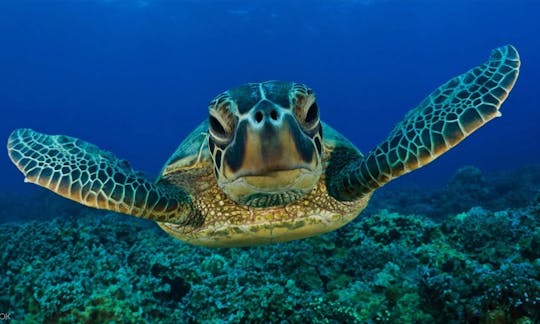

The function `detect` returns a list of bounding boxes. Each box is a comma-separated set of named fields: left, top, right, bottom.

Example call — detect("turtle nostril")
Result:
left=270, top=109, right=278, bottom=120
left=255, top=111, right=263, bottom=123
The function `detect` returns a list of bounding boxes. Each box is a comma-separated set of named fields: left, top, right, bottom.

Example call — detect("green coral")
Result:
left=1, top=165, right=540, bottom=322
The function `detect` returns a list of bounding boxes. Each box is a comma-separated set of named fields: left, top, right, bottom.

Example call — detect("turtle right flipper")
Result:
left=7, top=129, right=199, bottom=225
left=330, top=45, right=520, bottom=200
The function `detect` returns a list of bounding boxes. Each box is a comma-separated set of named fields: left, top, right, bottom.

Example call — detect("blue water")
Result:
left=1, top=0, right=539, bottom=192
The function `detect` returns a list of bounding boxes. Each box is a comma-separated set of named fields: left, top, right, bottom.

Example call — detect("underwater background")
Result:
left=0, top=0, right=539, bottom=322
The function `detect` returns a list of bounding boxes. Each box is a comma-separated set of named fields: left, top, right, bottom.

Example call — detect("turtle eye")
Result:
left=208, top=92, right=237, bottom=143
left=210, top=116, right=226, bottom=136
left=208, top=104, right=236, bottom=144
left=209, top=114, right=233, bottom=142
left=295, top=99, right=320, bottom=132
left=304, top=102, right=319, bottom=125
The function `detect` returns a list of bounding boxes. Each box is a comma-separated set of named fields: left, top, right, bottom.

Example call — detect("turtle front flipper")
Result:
left=7, top=129, right=200, bottom=225
left=330, top=45, right=520, bottom=200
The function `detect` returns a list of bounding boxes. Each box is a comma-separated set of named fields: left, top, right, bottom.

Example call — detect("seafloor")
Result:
left=1, top=165, right=539, bottom=323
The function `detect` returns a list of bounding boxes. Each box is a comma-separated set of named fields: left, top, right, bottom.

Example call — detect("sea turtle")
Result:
left=7, top=45, right=520, bottom=247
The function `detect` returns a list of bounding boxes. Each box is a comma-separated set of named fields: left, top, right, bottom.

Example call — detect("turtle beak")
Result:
left=223, top=101, right=318, bottom=182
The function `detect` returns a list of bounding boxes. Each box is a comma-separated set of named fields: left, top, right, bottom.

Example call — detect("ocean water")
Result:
left=1, top=0, right=539, bottom=322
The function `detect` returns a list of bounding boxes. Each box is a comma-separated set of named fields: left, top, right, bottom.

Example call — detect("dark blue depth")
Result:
left=1, top=1, right=539, bottom=191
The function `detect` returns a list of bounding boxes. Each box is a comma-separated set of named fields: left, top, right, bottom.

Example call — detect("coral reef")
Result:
left=368, top=164, right=540, bottom=221
left=0, top=165, right=539, bottom=323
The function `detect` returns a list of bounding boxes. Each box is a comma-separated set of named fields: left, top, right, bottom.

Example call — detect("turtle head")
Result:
left=207, top=81, right=323, bottom=207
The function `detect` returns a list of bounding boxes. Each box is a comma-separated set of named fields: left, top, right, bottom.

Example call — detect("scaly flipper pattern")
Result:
left=331, top=45, right=520, bottom=200
left=7, top=129, right=200, bottom=225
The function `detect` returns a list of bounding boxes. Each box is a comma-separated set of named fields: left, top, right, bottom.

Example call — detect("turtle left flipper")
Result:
left=7, top=128, right=199, bottom=225
left=329, top=45, right=521, bottom=200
